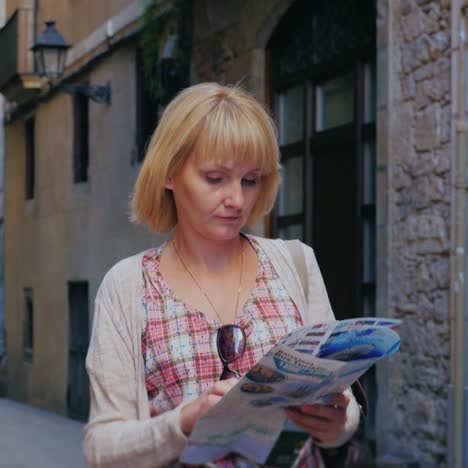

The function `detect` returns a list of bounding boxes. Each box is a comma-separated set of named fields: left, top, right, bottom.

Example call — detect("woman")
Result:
left=84, top=83, right=360, bottom=467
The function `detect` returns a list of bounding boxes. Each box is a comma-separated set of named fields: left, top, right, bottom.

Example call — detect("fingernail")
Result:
left=323, top=396, right=334, bottom=405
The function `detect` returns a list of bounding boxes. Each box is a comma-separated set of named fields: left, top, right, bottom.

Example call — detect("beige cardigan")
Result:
left=84, top=237, right=360, bottom=467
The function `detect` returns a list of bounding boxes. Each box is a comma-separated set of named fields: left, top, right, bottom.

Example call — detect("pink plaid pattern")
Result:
left=141, top=235, right=319, bottom=467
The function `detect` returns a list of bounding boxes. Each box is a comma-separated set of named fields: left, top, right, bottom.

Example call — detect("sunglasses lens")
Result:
left=217, top=325, right=246, bottom=363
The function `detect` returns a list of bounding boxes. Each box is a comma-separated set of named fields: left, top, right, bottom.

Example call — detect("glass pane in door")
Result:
left=278, top=156, right=303, bottom=216
left=363, top=141, right=376, bottom=204
left=278, top=224, right=304, bottom=241
left=279, top=86, right=304, bottom=145
left=316, top=73, right=354, bottom=130
left=363, top=219, right=376, bottom=283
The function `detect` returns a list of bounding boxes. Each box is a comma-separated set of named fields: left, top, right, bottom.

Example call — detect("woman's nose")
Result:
left=225, top=181, right=244, bottom=208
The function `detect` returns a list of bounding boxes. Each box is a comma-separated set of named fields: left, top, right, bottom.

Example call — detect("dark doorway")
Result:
left=67, top=281, right=90, bottom=421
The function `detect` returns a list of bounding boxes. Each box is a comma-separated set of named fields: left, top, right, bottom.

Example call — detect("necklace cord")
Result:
left=172, top=238, right=244, bottom=325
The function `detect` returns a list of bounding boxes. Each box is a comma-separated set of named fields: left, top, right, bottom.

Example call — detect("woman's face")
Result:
left=166, top=149, right=262, bottom=241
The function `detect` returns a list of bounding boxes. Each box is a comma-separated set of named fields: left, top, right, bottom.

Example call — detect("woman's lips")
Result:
left=217, top=216, right=241, bottom=222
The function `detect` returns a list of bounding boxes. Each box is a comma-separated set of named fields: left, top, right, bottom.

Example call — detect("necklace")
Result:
left=172, top=237, right=244, bottom=325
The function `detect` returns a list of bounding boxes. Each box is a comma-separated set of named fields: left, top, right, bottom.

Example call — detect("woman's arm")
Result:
left=84, top=295, right=187, bottom=468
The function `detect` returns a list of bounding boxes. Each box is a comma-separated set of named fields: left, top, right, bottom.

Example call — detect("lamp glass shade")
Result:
left=33, top=48, right=46, bottom=76
left=34, top=47, right=68, bottom=78
left=31, top=20, right=70, bottom=79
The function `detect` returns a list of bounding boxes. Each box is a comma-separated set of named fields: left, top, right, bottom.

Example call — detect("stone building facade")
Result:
left=1, top=0, right=467, bottom=466
left=381, top=1, right=453, bottom=465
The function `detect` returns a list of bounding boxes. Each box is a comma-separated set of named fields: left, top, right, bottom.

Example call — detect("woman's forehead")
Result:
left=190, top=151, right=261, bottom=172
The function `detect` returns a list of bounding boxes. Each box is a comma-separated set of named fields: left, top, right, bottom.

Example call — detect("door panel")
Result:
left=312, top=146, right=357, bottom=320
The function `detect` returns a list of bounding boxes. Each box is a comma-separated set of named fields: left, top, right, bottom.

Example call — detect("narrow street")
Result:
left=0, top=398, right=85, bottom=468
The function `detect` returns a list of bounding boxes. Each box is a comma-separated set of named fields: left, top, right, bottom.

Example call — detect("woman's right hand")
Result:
left=179, top=378, right=238, bottom=435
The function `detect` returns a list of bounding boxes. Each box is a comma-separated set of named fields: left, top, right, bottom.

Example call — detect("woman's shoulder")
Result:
left=97, top=248, right=156, bottom=297
left=107, top=250, right=146, bottom=278
left=250, top=235, right=314, bottom=257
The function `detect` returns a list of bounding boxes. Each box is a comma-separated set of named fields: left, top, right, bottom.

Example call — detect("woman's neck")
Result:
left=171, top=229, right=244, bottom=274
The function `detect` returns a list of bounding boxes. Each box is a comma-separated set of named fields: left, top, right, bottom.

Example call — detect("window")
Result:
left=73, top=93, right=89, bottom=183
left=135, top=48, right=159, bottom=163
left=67, top=281, right=90, bottom=421
left=23, top=288, right=34, bottom=360
left=316, top=73, right=354, bottom=131
left=25, top=117, right=35, bottom=200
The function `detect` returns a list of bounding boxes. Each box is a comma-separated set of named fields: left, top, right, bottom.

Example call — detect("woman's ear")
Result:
left=165, top=176, right=173, bottom=190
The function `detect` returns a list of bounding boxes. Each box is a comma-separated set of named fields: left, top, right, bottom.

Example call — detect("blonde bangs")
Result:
left=192, top=92, right=280, bottom=175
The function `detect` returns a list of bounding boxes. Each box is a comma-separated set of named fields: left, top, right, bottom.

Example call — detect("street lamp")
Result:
left=31, top=21, right=111, bottom=105
left=31, top=21, right=70, bottom=79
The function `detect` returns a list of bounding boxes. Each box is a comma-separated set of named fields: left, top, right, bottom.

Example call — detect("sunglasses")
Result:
left=216, top=324, right=247, bottom=380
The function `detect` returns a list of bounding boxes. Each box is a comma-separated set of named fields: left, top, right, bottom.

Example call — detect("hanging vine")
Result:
left=141, top=0, right=191, bottom=102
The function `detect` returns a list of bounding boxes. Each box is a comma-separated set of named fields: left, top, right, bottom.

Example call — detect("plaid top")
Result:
left=141, top=235, right=319, bottom=467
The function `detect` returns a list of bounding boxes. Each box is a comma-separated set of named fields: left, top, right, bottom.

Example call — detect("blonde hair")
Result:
left=131, top=82, right=281, bottom=233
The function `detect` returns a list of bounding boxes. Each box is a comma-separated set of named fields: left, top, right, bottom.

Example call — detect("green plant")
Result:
left=141, top=0, right=190, bottom=100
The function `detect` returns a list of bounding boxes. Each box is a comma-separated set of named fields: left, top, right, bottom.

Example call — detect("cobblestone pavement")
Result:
left=0, top=398, right=85, bottom=468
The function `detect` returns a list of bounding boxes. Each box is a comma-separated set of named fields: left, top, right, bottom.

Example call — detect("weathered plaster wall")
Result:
left=4, top=44, right=163, bottom=414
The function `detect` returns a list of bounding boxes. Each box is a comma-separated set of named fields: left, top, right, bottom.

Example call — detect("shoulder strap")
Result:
left=285, top=239, right=309, bottom=301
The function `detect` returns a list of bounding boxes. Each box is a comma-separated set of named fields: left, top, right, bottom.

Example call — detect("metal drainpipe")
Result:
left=450, top=0, right=467, bottom=467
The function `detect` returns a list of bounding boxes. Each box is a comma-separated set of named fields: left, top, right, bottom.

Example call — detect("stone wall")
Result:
left=383, top=0, right=451, bottom=465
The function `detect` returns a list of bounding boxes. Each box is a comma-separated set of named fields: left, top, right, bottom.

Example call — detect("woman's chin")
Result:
left=204, top=226, right=244, bottom=242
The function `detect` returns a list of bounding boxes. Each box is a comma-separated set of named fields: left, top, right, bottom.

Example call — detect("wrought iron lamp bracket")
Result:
left=62, top=81, right=111, bottom=105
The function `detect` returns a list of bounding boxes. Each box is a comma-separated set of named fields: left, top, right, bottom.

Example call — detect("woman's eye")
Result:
left=206, top=176, right=223, bottom=184
left=242, top=177, right=259, bottom=186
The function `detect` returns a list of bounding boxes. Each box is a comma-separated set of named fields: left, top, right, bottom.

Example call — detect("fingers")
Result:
left=204, top=378, right=238, bottom=410
left=284, top=392, right=350, bottom=443
left=285, top=403, right=346, bottom=426
left=321, top=392, right=350, bottom=409
left=284, top=406, right=347, bottom=444
left=207, top=378, right=238, bottom=397
left=180, top=378, right=238, bottom=435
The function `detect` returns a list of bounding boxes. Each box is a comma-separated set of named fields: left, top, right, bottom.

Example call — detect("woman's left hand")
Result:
left=284, top=392, right=350, bottom=445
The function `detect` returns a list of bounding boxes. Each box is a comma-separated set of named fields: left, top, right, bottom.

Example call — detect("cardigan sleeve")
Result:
left=300, top=242, right=335, bottom=324
left=83, top=272, right=188, bottom=468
